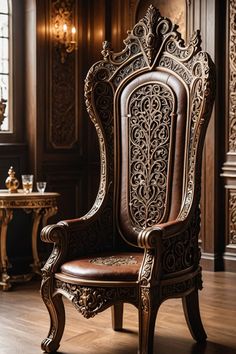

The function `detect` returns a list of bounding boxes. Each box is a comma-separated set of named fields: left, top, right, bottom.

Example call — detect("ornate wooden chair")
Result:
left=40, top=5, right=215, bottom=354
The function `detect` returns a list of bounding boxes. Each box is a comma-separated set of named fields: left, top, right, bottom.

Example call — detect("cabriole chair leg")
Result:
left=41, top=280, right=65, bottom=353
left=182, top=289, right=207, bottom=342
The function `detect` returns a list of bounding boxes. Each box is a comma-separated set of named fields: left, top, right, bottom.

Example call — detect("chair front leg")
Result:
left=41, top=276, right=65, bottom=353
left=138, top=287, right=159, bottom=354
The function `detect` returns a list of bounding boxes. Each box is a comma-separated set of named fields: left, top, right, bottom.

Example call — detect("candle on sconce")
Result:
left=71, top=26, right=76, bottom=42
left=63, top=23, right=67, bottom=41
left=63, top=23, right=67, bottom=32
left=54, top=17, right=77, bottom=63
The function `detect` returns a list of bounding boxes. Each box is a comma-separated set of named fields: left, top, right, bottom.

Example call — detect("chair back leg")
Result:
left=111, top=303, right=124, bottom=331
left=182, top=289, right=207, bottom=342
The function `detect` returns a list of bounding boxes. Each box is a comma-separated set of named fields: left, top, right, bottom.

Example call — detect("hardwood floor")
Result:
left=0, top=271, right=235, bottom=354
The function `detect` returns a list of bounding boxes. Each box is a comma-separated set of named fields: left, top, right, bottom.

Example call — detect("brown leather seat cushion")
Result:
left=60, top=252, right=143, bottom=281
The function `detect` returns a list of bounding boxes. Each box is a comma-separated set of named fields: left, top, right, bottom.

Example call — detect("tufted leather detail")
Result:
left=60, top=252, right=143, bottom=281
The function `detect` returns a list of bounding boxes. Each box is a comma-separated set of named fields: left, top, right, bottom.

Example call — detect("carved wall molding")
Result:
left=228, top=189, right=236, bottom=245
left=228, top=0, right=236, bottom=151
left=221, top=0, right=236, bottom=271
left=49, top=0, right=78, bottom=149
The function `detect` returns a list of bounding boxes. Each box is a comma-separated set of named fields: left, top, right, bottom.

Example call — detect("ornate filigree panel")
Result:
left=228, top=0, right=236, bottom=151
left=50, top=0, right=77, bottom=149
left=128, top=83, right=174, bottom=228
left=228, top=190, right=236, bottom=244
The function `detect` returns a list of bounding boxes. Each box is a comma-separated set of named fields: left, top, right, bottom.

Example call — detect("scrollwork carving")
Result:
left=162, top=207, right=201, bottom=274
left=159, top=56, right=192, bottom=84
left=84, top=68, right=112, bottom=220
left=161, top=272, right=202, bottom=299
left=133, top=5, right=161, bottom=65
left=0, top=197, right=58, bottom=209
left=89, top=255, right=138, bottom=266
left=179, top=52, right=215, bottom=220
left=112, top=57, right=147, bottom=87
left=131, top=5, right=200, bottom=67
left=128, top=83, right=174, bottom=228
left=228, top=191, right=236, bottom=244
left=140, top=287, right=150, bottom=312
left=40, top=276, right=52, bottom=306
left=55, top=280, right=138, bottom=318
left=139, top=249, right=155, bottom=286
left=42, top=244, right=61, bottom=276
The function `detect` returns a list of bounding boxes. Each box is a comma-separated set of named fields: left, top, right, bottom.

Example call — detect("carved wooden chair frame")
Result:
left=40, top=5, right=215, bottom=354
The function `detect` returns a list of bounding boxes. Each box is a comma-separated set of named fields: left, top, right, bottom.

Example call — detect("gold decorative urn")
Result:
left=5, top=166, right=19, bottom=193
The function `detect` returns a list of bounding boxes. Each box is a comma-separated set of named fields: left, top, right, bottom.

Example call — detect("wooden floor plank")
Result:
left=0, top=271, right=235, bottom=354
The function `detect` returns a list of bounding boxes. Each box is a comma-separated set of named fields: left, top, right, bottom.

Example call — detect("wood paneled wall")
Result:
left=23, top=0, right=137, bottom=222
left=184, top=0, right=226, bottom=271
left=1, top=0, right=235, bottom=272
left=221, top=0, right=236, bottom=271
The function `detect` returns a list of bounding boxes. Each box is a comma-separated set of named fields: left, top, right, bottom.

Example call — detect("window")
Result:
left=0, top=0, right=10, bottom=132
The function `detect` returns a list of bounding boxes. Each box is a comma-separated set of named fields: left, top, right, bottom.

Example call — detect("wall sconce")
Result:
left=53, top=5, right=77, bottom=64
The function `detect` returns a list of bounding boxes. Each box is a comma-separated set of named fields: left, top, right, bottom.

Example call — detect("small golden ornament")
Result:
left=5, top=166, right=19, bottom=193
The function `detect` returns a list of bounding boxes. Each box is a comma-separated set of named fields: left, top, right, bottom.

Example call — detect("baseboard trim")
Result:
left=200, top=252, right=224, bottom=271
left=223, top=252, right=236, bottom=272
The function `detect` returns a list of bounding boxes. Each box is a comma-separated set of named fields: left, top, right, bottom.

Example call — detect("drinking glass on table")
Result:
left=36, top=181, right=47, bottom=194
left=22, top=175, right=34, bottom=193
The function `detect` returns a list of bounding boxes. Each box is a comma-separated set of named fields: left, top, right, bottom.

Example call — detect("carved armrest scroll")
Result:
left=41, top=223, right=69, bottom=274
left=138, top=218, right=189, bottom=248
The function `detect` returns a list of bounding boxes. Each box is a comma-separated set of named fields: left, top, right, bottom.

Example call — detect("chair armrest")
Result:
left=41, top=223, right=69, bottom=274
left=41, top=215, right=103, bottom=274
left=138, top=218, right=189, bottom=248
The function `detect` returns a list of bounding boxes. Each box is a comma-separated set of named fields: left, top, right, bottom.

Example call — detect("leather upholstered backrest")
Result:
left=118, top=70, right=187, bottom=237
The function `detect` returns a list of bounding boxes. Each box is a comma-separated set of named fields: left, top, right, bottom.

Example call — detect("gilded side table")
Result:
left=0, top=190, right=59, bottom=290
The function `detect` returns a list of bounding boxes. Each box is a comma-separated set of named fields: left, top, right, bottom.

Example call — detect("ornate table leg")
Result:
left=31, top=209, right=43, bottom=275
left=31, top=207, right=58, bottom=275
left=0, top=209, right=13, bottom=291
left=41, top=206, right=58, bottom=228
